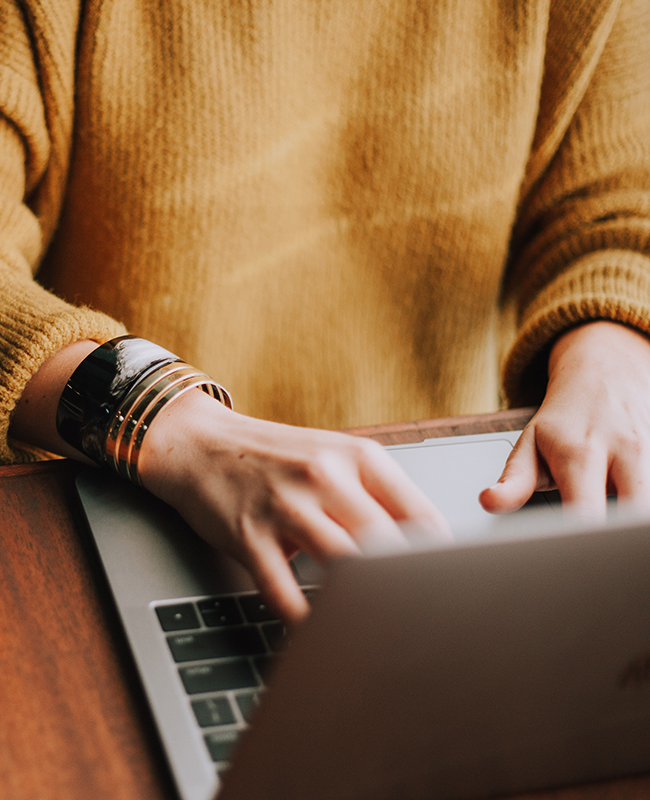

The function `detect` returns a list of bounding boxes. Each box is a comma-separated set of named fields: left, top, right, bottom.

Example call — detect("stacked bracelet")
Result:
left=56, top=336, right=232, bottom=485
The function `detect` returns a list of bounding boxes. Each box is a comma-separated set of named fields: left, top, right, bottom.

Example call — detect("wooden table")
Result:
left=2, top=408, right=650, bottom=800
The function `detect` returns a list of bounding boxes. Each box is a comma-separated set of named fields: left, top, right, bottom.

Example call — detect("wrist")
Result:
left=549, top=320, right=650, bottom=379
left=137, top=387, right=234, bottom=493
left=9, top=339, right=100, bottom=461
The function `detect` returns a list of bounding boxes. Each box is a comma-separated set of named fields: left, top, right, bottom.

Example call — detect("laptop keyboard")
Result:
left=154, top=589, right=317, bottom=772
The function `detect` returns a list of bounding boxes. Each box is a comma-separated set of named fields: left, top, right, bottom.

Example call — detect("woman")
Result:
left=3, top=0, right=650, bottom=621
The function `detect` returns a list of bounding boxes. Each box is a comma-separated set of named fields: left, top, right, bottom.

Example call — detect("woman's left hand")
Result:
left=480, top=321, right=650, bottom=519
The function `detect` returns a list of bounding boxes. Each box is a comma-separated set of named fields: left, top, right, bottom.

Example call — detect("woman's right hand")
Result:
left=137, top=389, right=450, bottom=624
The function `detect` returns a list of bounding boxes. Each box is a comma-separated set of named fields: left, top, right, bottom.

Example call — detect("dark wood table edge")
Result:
left=344, top=406, right=536, bottom=444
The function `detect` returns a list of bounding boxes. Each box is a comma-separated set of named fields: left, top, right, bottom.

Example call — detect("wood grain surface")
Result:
left=1, top=411, right=650, bottom=800
left=0, top=459, right=177, bottom=800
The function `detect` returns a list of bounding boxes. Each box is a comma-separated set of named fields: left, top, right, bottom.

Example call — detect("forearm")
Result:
left=8, top=339, right=100, bottom=462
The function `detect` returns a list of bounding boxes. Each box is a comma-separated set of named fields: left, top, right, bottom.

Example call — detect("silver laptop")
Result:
left=76, top=430, right=650, bottom=800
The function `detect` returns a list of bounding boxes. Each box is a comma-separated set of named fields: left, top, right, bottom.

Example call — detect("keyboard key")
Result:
left=261, top=621, right=287, bottom=653
left=180, top=660, right=259, bottom=694
left=239, top=593, right=278, bottom=623
left=205, top=731, right=239, bottom=763
left=192, top=697, right=236, bottom=727
left=167, top=626, right=266, bottom=662
left=155, top=603, right=200, bottom=632
left=236, top=692, right=261, bottom=724
left=198, top=597, right=243, bottom=627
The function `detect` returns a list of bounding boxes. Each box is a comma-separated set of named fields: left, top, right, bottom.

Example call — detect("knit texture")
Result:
left=0, top=0, right=649, bottom=462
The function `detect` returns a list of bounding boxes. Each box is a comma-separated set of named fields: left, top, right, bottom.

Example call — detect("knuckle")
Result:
left=300, top=450, right=342, bottom=486
left=617, top=432, right=644, bottom=460
left=351, top=436, right=384, bottom=463
left=294, top=436, right=382, bottom=487
left=548, top=436, right=599, bottom=467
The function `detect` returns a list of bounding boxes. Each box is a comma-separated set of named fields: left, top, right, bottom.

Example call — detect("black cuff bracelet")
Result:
left=56, top=336, right=182, bottom=463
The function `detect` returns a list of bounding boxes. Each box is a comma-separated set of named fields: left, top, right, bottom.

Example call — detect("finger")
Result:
left=550, top=446, right=609, bottom=522
left=608, top=450, right=650, bottom=511
left=276, top=494, right=362, bottom=560
left=319, top=481, right=415, bottom=553
left=241, top=522, right=310, bottom=625
left=356, top=443, right=452, bottom=540
left=480, top=427, right=545, bottom=514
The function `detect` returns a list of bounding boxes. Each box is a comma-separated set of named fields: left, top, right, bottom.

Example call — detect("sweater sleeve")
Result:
left=502, top=0, right=650, bottom=406
left=0, top=2, right=125, bottom=463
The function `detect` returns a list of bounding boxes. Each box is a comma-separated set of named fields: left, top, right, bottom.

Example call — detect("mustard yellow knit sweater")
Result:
left=1, top=0, right=649, bottom=462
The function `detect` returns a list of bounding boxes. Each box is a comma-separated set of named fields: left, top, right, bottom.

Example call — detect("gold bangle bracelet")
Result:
left=102, top=360, right=232, bottom=485
left=116, top=370, right=214, bottom=480
left=124, top=376, right=222, bottom=485
left=104, top=363, right=197, bottom=452
left=106, top=364, right=203, bottom=473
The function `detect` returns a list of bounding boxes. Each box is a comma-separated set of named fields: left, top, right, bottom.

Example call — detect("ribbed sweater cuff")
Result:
left=502, top=249, right=650, bottom=407
left=0, top=270, right=126, bottom=463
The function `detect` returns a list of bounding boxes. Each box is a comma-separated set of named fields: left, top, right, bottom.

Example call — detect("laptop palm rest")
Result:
left=77, top=469, right=257, bottom=604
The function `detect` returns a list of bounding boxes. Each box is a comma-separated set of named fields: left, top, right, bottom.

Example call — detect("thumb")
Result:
left=479, top=427, right=543, bottom=513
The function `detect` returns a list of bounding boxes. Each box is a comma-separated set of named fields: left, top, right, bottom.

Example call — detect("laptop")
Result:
left=75, top=430, right=650, bottom=800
